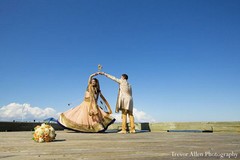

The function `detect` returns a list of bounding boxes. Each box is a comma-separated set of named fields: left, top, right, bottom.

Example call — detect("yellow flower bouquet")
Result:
left=33, top=123, right=56, bottom=143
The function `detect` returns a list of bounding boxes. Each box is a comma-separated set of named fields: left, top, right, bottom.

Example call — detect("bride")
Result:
left=58, top=72, right=115, bottom=132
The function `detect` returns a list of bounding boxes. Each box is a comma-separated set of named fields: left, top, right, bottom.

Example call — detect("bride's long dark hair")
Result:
left=88, top=78, right=101, bottom=115
left=92, top=78, right=100, bottom=93
left=88, top=78, right=101, bottom=95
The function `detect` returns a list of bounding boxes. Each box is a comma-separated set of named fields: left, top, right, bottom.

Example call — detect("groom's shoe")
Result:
left=130, top=130, right=136, bottom=134
left=118, top=130, right=127, bottom=134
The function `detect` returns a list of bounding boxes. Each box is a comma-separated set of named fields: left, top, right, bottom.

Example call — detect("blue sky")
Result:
left=0, top=0, right=240, bottom=122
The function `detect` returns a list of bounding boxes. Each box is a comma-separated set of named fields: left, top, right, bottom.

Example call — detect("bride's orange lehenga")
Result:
left=58, top=78, right=115, bottom=132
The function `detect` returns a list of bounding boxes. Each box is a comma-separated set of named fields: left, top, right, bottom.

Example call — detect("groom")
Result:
left=99, top=72, right=135, bottom=134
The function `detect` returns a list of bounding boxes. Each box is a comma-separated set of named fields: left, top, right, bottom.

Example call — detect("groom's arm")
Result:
left=102, top=72, right=121, bottom=83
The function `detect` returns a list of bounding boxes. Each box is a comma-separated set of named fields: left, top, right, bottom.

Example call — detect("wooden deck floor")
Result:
left=0, top=130, right=239, bottom=160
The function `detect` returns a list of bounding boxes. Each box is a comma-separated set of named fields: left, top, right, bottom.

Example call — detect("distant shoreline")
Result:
left=0, top=121, right=64, bottom=132
left=1, top=121, right=239, bottom=133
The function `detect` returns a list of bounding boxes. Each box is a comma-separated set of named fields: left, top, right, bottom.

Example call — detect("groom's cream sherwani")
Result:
left=104, top=73, right=133, bottom=113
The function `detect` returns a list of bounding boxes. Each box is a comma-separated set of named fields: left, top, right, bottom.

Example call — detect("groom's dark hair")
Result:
left=122, top=74, right=128, bottom=80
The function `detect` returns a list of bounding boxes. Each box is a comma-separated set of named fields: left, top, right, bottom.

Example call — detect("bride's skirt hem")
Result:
left=58, top=113, right=116, bottom=133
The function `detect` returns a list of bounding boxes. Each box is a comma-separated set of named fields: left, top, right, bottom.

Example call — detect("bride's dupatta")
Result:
left=99, top=93, right=112, bottom=114
left=88, top=84, right=113, bottom=115
left=88, top=84, right=99, bottom=115
left=87, top=74, right=113, bottom=116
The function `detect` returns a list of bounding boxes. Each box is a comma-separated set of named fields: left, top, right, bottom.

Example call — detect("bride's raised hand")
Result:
left=88, top=72, right=99, bottom=84
left=91, top=72, right=99, bottom=77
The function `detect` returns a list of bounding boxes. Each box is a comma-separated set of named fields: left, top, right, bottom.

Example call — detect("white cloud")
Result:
left=0, top=103, right=59, bottom=121
left=0, top=103, right=155, bottom=123
left=113, top=108, right=156, bottom=123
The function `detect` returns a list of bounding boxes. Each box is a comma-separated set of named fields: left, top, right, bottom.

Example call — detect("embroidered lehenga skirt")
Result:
left=58, top=100, right=115, bottom=132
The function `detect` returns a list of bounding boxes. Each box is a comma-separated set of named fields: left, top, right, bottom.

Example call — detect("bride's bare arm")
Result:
left=88, top=72, right=98, bottom=84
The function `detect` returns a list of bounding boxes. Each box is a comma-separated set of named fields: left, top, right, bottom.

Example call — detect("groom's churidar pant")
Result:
left=121, top=109, right=135, bottom=132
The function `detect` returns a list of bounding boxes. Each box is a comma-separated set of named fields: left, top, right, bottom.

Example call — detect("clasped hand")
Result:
left=92, top=72, right=105, bottom=77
